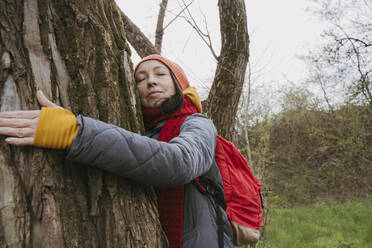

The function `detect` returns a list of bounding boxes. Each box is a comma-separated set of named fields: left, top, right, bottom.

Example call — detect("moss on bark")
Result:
left=0, top=0, right=165, bottom=247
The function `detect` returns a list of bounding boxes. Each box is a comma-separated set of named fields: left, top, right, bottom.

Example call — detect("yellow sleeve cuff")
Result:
left=34, top=107, right=79, bottom=149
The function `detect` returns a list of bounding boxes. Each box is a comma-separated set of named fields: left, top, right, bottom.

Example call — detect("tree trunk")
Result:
left=203, top=0, right=249, bottom=140
left=0, top=0, right=166, bottom=247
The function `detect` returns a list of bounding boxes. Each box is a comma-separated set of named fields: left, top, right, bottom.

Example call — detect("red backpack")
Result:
left=194, top=136, right=263, bottom=247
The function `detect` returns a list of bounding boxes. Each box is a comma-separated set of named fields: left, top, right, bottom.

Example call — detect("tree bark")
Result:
left=0, top=0, right=167, bottom=247
left=203, top=0, right=249, bottom=140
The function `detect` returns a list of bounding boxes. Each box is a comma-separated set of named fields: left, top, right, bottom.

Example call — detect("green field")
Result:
left=256, top=200, right=372, bottom=248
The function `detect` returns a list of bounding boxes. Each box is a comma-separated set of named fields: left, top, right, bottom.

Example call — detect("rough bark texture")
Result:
left=204, top=0, right=249, bottom=140
left=0, top=0, right=167, bottom=247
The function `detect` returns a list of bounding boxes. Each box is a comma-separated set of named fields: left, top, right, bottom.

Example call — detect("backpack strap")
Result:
left=193, top=177, right=226, bottom=209
left=193, top=177, right=226, bottom=248
left=260, top=192, right=264, bottom=209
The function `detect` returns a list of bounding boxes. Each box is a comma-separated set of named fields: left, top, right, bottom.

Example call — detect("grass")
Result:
left=255, top=200, right=372, bottom=248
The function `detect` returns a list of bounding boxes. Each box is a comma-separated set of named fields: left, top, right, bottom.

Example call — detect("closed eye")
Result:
left=135, top=77, right=145, bottom=83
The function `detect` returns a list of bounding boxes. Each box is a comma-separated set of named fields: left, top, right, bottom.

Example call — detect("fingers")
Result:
left=0, top=90, right=57, bottom=147
left=0, top=91, right=59, bottom=120
left=0, top=111, right=39, bottom=141
left=37, top=90, right=60, bottom=108
left=0, top=110, right=40, bottom=119
left=5, top=137, right=34, bottom=146
left=0, top=117, right=38, bottom=128
left=0, top=127, right=36, bottom=138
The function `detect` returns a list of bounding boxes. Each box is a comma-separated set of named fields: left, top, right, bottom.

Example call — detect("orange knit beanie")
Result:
left=134, top=54, right=190, bottom=90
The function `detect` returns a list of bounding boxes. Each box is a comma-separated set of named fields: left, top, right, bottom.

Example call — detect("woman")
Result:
left=0, top=55, right=234, bottom=248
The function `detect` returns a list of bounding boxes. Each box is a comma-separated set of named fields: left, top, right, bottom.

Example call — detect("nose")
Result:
left=147, top=74, right=157, bottom=87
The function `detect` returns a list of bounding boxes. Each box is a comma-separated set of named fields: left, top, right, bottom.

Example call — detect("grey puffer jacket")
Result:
left=66, top=113, right=234, bottom=248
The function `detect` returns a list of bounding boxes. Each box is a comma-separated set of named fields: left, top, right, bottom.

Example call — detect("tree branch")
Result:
left=155, top=0, right=168, bottom=53
left=179, top=0, right=219, bottom=60
left=164, top=0, right=193, bottom=30
left=119, top=11, right=159, bottom=58
left=336, top=24, right=372, bottom=104
left=337, top=37, right=372, bottom=47
left=204, top=0, right=249, bottom=139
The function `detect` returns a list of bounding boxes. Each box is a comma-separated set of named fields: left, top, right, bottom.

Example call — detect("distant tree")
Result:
left=301, top=0, right=371, bottom=106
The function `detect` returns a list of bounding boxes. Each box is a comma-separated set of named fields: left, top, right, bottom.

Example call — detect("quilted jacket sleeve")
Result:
left=65, top=114, right=216, bottom=187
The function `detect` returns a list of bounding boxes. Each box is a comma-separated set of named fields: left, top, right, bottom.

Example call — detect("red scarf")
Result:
left=143, top=97, right=198, bottom=248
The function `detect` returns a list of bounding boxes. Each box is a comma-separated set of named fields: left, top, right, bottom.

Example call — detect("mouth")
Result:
left=148, top=91, right=162, bottom=97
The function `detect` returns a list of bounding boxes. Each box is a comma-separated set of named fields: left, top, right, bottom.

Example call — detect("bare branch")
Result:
left=163, top=0, right=193, bottom=30
left=335, top=24, right=372, bottom=104
left=155, top=0, right=168, bottom=53
left=119, top=11, right=159, bottom=58
left=316, top=68, right=334, bottom=111
left=178, top=0, right=219, bottom=60
left=337, top=37, right=372, bottom=47
left=246, top=61, right=252, bottom=111
left=359, top=70, right=372, bottom=105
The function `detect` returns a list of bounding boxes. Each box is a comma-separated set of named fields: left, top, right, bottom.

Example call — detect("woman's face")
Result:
left=135, top=60, right=176, bottom=108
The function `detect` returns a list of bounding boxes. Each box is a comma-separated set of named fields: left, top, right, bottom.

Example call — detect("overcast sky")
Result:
left=116, top=0, right=324, bottom=98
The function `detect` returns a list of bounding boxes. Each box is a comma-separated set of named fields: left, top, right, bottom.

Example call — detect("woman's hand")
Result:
left=0, top=90, right=60, bottom=146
